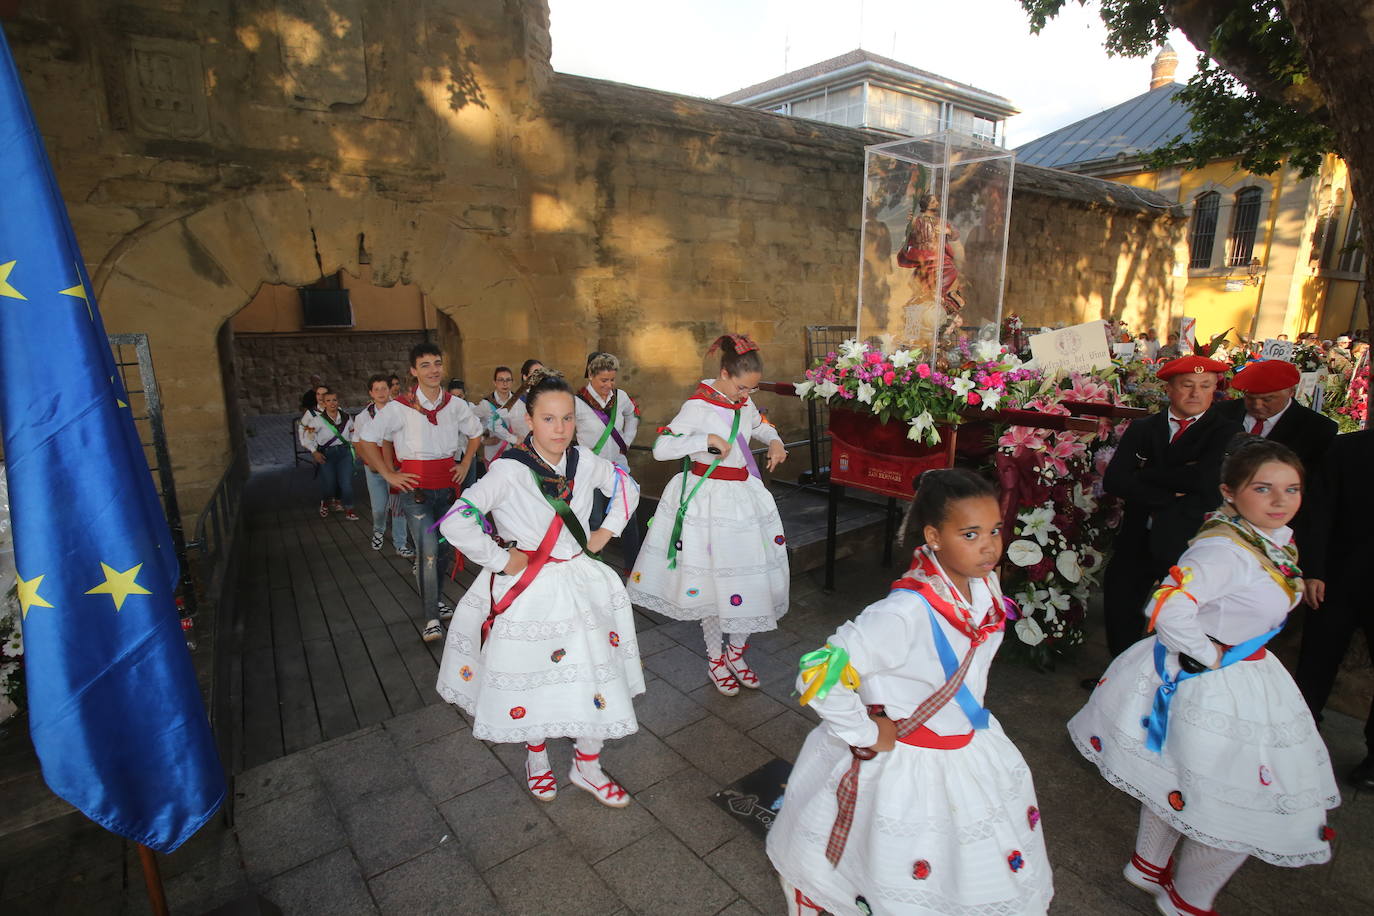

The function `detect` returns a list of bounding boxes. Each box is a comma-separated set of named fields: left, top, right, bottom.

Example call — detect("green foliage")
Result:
left=1018, top=1, right=1337, bottom=177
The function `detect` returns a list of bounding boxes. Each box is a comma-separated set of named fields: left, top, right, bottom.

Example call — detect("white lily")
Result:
left=814, top=379, right=839, bottom=399
left=1020, top=506, right=1057, bottom=546
left=1071, top=481, right=1095, bottom=513
left=907, top=410, right=938, bottom=444
left=1055, top=550, right=1083, bottom=584
left=891, top=349, right=916, bottom=369
left=837, top=338, right=867, bottom=366
left=1006, top=539, right=1043, bottom=568
left=1046, top=586, right=1072, bottom=613
left=856, top=381, right=876, bottom=404
left=975, top=387, right=1001, bottom=410
left=792, top=379, right=815, bottom=398
left=974, top=338, right=1002, bottom=362
left=949, top=376, right=976, bottom=398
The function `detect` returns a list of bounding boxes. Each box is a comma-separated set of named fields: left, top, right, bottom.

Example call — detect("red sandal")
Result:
left=570, top=750, right=629, bottom=808
left=708, top=655, right=741, bottom=696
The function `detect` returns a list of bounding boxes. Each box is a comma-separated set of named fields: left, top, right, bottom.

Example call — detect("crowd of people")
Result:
left=289, top=335, right=1369, bottom=916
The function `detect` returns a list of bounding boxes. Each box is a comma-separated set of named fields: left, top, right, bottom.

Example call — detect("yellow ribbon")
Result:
left=798, top=643, right=861, bottom=706
left=1147, top=565, right=1197, bottom=633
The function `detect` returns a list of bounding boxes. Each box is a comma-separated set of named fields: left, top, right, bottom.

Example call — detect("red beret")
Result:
left=1231, top=359, right=1300, bottom=393
left=1156, top=355, right=1232, bottom=379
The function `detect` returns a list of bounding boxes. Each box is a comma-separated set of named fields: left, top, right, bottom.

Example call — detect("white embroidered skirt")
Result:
left=627, top=472, right=788, bottom=633
left=436, top=554, right=644, bottom=743
left=1067, top=637, right=1339, bottom=866
left=766, top=723, right=1052, bottom=916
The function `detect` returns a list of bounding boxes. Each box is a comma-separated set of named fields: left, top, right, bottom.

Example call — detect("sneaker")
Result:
left=526, top=751, right=557, bottom=803
left=724, top=642, right=760, bottom=689
left=437, top=601, right=454, bottom=622
left=397, top=546, right=416, bottom=559
left=370, top=532, right=384, bottom=551
left=707, top=655, right=741, bottom=696
left=569, top=755, right=630, bottom=808
left=421, top=620, right=444, bottom=642
left=329, top=498, right=343, bottom=512
left=344, top=509, right=360, bottom=521
left=318, top=501, right=330, bottom=518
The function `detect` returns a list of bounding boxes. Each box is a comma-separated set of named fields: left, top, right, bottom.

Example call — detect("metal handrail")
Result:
left=186, top=447, right=248, bottom=600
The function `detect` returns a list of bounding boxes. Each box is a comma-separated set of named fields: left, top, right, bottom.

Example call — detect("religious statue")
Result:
left=897, top=193, right=965, bottom=347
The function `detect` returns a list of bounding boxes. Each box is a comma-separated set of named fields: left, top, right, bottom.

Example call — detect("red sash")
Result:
left=690, top=462, right=748, bottom=481
left=899, top=725, right=974, bottom=749
left=401, top=458, right=456, bottom=490
left=482, top=515, right=577, bottom=646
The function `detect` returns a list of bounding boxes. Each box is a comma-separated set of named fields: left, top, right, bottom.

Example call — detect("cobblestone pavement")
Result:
left=3, top=482, right=1372, bottom=915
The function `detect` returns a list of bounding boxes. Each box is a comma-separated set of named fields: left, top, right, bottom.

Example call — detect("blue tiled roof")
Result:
left=1015, top=83, right=1194, bottom=169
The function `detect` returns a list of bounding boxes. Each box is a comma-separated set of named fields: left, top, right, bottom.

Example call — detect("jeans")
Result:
left=401, top=488, right=454, bottom=621
left=591, top=489, right=641, bottom=572
left=364, top=467, right=410, bottom=550
left=318, top=445, right=354, bottom=507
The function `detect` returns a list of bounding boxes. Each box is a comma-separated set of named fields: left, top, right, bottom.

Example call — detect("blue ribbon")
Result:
left=925, top=604, right=990, bottom=730
left=1143, top=624, right=1283, bottom=753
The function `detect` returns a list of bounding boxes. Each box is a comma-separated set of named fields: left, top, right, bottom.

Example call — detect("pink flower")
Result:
left=967, top=391, right=982, bottom=406
left=917, top=364, right=932, bottom=378
left=981, top=371, right=1005, bottom=389
left=864, top=351, right=883, bottom=365
left=999, top=426, right=1045, bottom=457
left=883, top=370, right=896, bottom=385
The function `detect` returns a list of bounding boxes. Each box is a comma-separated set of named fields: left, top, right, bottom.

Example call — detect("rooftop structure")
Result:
left=718, top=49, right=1018, bottom=145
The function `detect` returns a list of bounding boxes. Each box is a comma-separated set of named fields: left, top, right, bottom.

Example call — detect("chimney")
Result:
left=1150, top=44, right=1179, bottom=90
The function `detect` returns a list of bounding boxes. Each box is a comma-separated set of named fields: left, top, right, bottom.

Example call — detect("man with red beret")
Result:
left=1097, top=355, right=1244, bottom=659
left=1217, top=358, right=1336, bottom=474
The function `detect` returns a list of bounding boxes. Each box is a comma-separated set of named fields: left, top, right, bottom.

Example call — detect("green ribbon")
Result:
left=797, top=644, right=857, bottom=705
left=591, top=389, right=619, bottom=455
left=316, top=411, right=357, bottom=464
left=665, top=409, right=741, bottom=570
left=526, top=468, right=600, bottom=562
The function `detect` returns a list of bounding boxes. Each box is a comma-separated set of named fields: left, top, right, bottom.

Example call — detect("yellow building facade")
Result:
left=1018, top=47, right=1366, bottom=345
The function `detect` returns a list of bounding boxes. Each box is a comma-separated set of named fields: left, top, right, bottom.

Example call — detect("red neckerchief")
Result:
left=397, top=388, right=452, bottom=425
left=891, top=547, right=1004, bottom=644
left=688, top=382, right=745, bottom=411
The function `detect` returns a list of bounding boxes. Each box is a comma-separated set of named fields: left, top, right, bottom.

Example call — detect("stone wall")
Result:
left=7, top=0, right=1182, bottom=513
left=231, top=331, right=433, bottom=415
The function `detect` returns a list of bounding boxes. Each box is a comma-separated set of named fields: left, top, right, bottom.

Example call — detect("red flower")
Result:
left=510, top=706, right=526, bottom=720
left=1168, top=791, right=1185, bottom=811
left=967, top=391, right=982, bottom=406
left=912, top=860, right=931, bottom=880
left=882, top=370, right=896, bottom=385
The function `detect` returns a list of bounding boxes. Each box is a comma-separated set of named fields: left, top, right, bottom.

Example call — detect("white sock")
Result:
left=702, top=617, right=723, bottom=658
left=1134, top=805, right=1181, bottom=870
left=1171, top=840, right=1247, bottom=911
left=726, top=633, right=748, bottom=656
left=573, top=737, right=609, bottom=783
left=526, top=740, right=550, bottom=774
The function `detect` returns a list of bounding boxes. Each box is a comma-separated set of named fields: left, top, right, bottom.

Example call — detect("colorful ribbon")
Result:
left=665, top=408, right=741, bottom=570
left=1143, top=625, right=1283, bottom=753
left=797, top=644, right=861, bottom=706
left=1147, top=565, right=1196, bottom=633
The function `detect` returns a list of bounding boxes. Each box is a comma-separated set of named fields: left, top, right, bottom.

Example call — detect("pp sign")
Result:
left=1260, top=339, right=1295, bottom=362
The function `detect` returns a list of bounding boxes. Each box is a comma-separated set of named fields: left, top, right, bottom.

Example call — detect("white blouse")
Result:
left=478, top=393, right=522, bottom=462
left=803, top=576, right=1004, bottom=749
left=360, top=389, right=483, bottom=462
left=652, top=382, right=782, bottom=469
left=439, top=446, right=641, bottom=572
left=573, top=386, right=639, bottom=468
left=299, top=408, right=355, bottom=450
left=1149, top=526, right=1300, bottom=667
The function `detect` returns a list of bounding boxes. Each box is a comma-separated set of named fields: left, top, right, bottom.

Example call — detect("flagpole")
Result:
left=137, top=843, right=171, bottom=916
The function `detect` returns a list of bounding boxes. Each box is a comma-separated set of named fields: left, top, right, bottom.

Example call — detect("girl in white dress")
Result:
left=1068, top=438, right=1339, bottom=916
left=627, top=334, right=790, bottom=695
left=435, top=370, right=644, bottom=807
left=767, top=469, right=1052, bottom=916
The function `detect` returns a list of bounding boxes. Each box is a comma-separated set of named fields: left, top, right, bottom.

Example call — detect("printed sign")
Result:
left=1112, top=342, right=1138, bottom=360
left=1029, top=320, right=1114, bottom=375
left=1297, top=370, right=1326, bottom=410
left=1260, top=339, right=1295, bottom=362
left=1225, top=279, right=1246, bottom=292
left=1173, top=317, right=1197, bottom=351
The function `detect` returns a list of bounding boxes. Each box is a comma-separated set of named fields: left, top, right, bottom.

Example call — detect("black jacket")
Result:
left=1298, top=430, right=1374, bottom=583
left=1105, top=408, right=1245, bottom=566
left=1215, top=397, right=1337, bottom=475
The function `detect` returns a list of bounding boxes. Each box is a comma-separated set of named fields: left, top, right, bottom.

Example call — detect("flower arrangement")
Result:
left=0, top=587, right=23, bottom=721
left=1292, top=343, right=1324, bottom=373
left=793, top=338, right=1043, bottom=445
left=993, top=373, right=1127, bottom=662
left=1336, top=361, right=1369, bottom=431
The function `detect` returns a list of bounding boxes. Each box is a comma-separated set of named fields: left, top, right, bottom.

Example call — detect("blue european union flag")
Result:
left=0, top=30, right=223, bottom=851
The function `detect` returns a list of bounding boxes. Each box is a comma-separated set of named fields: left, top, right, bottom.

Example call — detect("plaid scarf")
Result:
left=1193, top=511, right=1302, bottom=601
left=500, top=437, right=578, bottom=503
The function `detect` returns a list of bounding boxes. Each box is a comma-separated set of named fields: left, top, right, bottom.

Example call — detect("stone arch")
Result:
left=91, top=186, right=548, bottom=512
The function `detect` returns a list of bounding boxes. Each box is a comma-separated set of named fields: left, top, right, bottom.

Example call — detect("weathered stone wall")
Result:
left=232, top=331, right=433, bottom=415
left=8, top=0, right=1182, bottom=513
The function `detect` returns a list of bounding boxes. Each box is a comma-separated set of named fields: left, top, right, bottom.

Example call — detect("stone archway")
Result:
left=91, top=187, right=552, bottom=514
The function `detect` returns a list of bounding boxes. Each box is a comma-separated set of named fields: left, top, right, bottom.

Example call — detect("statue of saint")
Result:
left=897, top=193, right=965, bottom=346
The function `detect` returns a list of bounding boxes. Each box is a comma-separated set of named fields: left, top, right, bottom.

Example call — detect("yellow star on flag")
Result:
left=109, top=375, right=128, bottom=409
left=0, top=260, right=27, bottom=300
left=16, top=572, right=54, bottom=618
left=85, top=562, right=152, bottom=611
left=60, top=274, right=94, bottom=321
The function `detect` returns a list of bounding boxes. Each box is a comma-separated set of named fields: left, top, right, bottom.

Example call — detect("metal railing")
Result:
left=186, top=447, right=249, bottom=602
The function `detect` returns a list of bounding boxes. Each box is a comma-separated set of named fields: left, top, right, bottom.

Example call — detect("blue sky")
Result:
left=547, top=0, right=1200, bottom=148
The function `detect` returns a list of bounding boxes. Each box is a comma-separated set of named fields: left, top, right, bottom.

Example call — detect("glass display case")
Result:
left=856, top=130, right=1014, bottom=358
